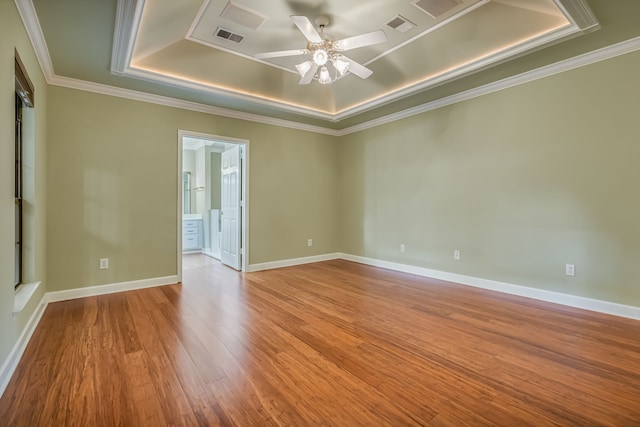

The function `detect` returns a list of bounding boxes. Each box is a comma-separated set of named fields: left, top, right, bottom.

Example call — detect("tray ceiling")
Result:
left=112, top=0, right=595, bottom=122
left=22, top=0, right=617, bottom=129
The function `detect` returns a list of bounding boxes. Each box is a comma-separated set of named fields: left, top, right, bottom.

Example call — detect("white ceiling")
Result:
left=111, top=0, right=597, bottom=122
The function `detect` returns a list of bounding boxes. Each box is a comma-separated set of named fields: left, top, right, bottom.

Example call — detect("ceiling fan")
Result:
left=255, top=16, right=387, bottom=85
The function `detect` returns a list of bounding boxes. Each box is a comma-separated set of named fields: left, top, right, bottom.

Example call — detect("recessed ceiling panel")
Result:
left=219, top=1, right=268, bottom=31
left=122, top=0, right=590, bottom=120
left=413, top=0, right=463, bottom=19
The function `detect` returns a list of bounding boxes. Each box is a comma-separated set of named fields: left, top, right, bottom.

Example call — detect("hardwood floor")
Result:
left=1, top=255, right=640, bottom=426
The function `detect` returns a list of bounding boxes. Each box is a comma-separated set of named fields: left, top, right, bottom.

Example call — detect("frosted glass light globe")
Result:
left=312, top=49, right=329, bottom=66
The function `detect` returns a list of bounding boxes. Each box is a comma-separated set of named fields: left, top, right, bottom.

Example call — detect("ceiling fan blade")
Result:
left=255, top=49, right=307, bottom=59
left=334, top=30, right=387, bottom=51
left=299, top=62, right=319, bottom=85
left=291, top=15, right=323, bottom=43
left=342, top=56, right=373, bottom=79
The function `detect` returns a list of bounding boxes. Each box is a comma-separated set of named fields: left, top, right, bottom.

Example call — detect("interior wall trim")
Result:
left=556, top=0, right=600, bottom=31
left=14, top=0, right=640, bottom=137
left=248, top=253, right=342, bottom=272
left=246, top=251, right=640, bottom=320
left=339, top=253, right=640, bottom=321
left=0, top=294, right=48, bottom=399
left=13, top=0, right=53, bottom=78
left=46, top=275, right=179, bottom=303
left=110, top=0, right=144, bottom=75
left=115, top=65, right=338, bottom=122
left=14, top=0, right=340, bottom=137
left=338, top=35, right=640, bottom=135
left=47, top=75, right=342, bottom=136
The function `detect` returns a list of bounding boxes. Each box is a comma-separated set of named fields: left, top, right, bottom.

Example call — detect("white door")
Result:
left=221, top=145, right=242, bottom=270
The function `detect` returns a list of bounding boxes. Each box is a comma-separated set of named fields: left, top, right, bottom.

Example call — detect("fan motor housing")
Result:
left=315, top=16, right=330, bottom=28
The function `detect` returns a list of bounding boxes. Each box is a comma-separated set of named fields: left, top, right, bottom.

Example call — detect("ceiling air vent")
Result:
left=386, top=15, right=416, bottom=33
left=215, top=27, right=244, bottom=43
left=412, top=0, right=462, bottom=19
left=220, top=1, right=268, bottom=31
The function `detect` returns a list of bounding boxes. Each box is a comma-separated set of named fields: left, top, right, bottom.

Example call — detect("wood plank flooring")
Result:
left=1, top=255, right=640, bottom=426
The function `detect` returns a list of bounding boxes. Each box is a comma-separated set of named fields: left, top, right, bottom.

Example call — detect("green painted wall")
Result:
left=0, top=0, right=48, bottom=375
left=338, top=49, right=640, bottom=306
left=46, top=86, right=339, bottom=291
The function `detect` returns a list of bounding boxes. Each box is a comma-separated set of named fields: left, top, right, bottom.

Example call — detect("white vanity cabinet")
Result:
left=182, top=219, right=202, bottom=251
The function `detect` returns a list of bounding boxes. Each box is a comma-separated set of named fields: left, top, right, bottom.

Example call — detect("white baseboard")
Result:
left=0, top=294, right=48, bottom=399
left=47, top=275, right=179, bottom=303
left=250, top=251, right=638, bottom=320
left=248, top=253, right=341, bottom=272
left=339, top=253, right=640, bottom=321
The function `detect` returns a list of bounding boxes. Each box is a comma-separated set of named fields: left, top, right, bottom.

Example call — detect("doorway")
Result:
left=177, top=130, right=249, bottom=281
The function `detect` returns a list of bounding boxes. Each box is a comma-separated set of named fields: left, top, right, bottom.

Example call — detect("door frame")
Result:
left=177, top=130, right=250, bottom=281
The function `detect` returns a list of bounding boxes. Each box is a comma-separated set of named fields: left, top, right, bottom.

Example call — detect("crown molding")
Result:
left=556, top=0, right=600, bottom=32
left=110, top=0, right=145, bottom=74
left=14, top=0, right=54, bottom=81
left=117, top=65, right=338, bottom=122
left=331, top=0, right=597, bottom=122
left=336, top=35, right=640, bottom=136
left=14, top=0, right=640, bottom=137
left=47, top=74, right=342, bottom=136
left=331, top=23, right=581, bottom=122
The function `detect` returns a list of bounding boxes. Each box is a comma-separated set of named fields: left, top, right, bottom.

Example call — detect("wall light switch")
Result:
left=307, top=239, right=313, bottom=247
left=453, top=250, right=461, bottom=261
left=400, top=244, right=405, bottom=253
left=100, top=258, right=109, bottom=269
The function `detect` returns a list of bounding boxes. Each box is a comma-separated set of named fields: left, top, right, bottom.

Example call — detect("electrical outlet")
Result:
left=100, top=258, right=109, bottom=269
left=565, top=264, right=575, bottom=277
left=400, top=244, right=405, bottom=253
left=453, top=250, right=461, bottom=261
left=307, top=239, right=313, bottom=247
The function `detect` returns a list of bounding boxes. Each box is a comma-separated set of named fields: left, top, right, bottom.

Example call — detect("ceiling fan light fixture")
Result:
left=333, top=56, right=350, bottom=75
left=312, top=49, right=329, bottom=66
left=255, top=16, right=385, bottom=85
left=295, top=60, right=313, bottom=77
left=318, top=66, right=332, bottom=84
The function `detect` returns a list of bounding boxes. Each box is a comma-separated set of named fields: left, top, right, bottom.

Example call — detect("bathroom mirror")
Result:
left=183, top=172, right=191, bottom=214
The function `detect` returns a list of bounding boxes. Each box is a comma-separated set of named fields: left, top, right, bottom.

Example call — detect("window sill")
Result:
left=13, top=281, right=42, bottom=314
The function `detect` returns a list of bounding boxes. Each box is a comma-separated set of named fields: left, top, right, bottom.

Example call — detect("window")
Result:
left=14, top=51, right=34, bottom=289
left=15, top=93, right=22, bottom=288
